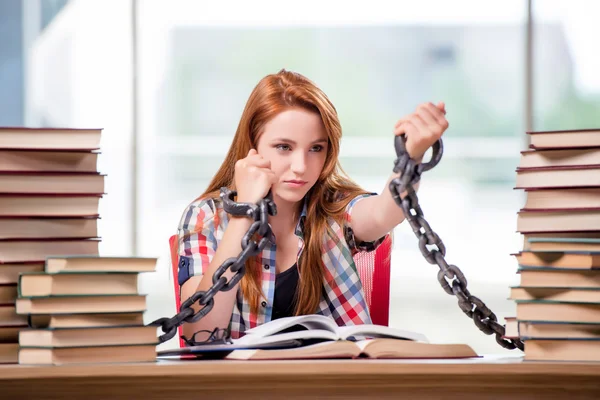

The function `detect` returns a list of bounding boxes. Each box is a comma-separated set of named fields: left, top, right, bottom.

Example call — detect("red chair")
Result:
left=169, top=234, right=392, bottom=347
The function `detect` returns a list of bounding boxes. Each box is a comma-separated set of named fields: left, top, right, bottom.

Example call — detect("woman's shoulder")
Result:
left=183, top=196, right=222, bottom=215
left=326, top=184, right=373, bottom=202
left=178, top=196, right=225, bottom=230
left=328, top=190, right=375, bottom=208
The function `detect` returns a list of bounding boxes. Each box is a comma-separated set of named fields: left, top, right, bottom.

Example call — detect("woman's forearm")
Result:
left=180, top=216, right=253, bottom=339
left=349, top=159, right=422, bottom=243
left=369, top=171, right=421, bottom=238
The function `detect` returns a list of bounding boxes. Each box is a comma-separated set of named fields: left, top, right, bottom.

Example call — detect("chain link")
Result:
left=149, top=188, right=277, bottom=344
left=390, top=135, right=524, bottom=351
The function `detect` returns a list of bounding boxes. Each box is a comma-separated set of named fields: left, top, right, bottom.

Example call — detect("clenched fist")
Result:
left=394, top=102, right=449, bottom=161
left=234, top=149, right=277, bottom=204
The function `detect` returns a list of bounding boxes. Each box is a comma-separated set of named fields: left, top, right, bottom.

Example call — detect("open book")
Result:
left=226, top=339, right=478, bottom=360
left=157, top=314, right=477, bottom=360
left=226, top=315, right=476, bottom=360
left=233, top=314, right=428, bottom=345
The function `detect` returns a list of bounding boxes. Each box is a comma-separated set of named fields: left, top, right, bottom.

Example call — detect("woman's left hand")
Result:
left=394, top=101, right=449, bottom=161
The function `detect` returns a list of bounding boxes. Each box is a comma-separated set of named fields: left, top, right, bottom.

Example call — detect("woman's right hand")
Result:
left=234, top=149, right=277, bottom=204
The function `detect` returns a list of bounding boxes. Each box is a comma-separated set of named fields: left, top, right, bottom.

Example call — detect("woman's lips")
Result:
left=284, top=180, right=307, bottom=187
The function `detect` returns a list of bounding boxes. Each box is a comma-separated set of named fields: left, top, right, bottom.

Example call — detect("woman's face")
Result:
left=256, top=108, right=329, bottom=206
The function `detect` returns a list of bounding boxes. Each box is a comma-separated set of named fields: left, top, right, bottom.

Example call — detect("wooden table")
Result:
left=1, top=355, right=599, bottom=399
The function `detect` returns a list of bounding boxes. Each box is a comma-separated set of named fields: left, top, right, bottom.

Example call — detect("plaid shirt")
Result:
left=176, top=194, right=385, bottom=339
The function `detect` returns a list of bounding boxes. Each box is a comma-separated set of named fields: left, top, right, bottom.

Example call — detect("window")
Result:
left=9, top=0, right=592, bottom=354
left=137, top=0, right=527, bottom=352
left=533, top=0, right=600, bottom=131
left=20, top=1, right=134, bottom=257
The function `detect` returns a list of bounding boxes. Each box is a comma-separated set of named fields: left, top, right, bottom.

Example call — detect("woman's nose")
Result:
left=290, top=152, right=307, bottom=174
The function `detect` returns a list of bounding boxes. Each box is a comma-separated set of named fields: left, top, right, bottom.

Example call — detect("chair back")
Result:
left=168, top=235, right=185, bottom=347
left=354, top=235, right=391, bottom=327
left=169, top=234, right=391, bottom=347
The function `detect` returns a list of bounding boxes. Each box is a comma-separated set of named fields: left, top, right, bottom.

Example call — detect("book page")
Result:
left=355, top=339, right=478, bottom=359
left=240, top=314, right=338, bottom=338
left=336, top=324, right=428, bottom=343
left=234, top=328, right=338, bottom=346
left=225, top=341, right=361, bottom=360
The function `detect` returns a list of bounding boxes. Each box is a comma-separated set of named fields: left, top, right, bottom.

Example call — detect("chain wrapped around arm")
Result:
left=149, top=188, right=277, bottom=344
left=389, top=135, right=524, bottom=351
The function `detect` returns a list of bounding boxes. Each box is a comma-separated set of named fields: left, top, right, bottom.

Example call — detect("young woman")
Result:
left=177, top=69, right=448, bottom=341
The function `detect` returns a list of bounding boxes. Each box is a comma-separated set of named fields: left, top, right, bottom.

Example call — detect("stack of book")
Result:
left=15, top=256, right=158, bottom=365
left=0, top=127, right=104, bottom=363
left=506, top=128, right=600, bottom=362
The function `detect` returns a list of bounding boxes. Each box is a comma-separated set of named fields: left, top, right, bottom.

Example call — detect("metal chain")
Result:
left=150, top=137, right=522, bottom=351
left=389, top=135, right=524, bottom=351
left=149, top=188, right=277, bottom=344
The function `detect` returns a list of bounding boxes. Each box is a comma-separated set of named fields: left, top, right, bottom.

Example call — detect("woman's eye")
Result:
left=310, top=145, right=324, bottom=152
left=275, top=144, right=291, bottom=151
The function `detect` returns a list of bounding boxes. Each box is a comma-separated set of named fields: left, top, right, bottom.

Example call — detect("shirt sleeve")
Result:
left=343, top=193, right=387, bottom=254
left=176, top=198, right=219, bottom=286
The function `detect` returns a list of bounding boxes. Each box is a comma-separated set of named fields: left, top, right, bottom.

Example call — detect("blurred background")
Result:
left=1, top=0, right=599, bottom=354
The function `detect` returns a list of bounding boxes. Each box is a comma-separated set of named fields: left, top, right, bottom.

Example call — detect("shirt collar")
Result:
left=294, top=197, right=308, bottom=238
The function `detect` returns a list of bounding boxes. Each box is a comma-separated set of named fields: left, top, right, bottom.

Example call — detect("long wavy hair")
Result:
left=199, top=69, right=368, bottom=315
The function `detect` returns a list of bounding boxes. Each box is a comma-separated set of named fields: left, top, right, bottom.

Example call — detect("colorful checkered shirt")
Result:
left=176, top=194, right=385, bottom=339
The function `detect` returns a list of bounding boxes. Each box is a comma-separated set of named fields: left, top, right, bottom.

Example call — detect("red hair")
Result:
left=199, top=69, right=368, bottom=315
